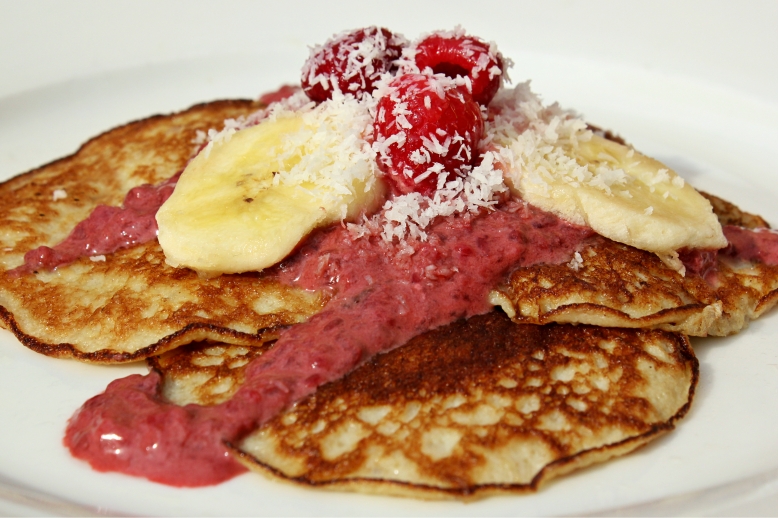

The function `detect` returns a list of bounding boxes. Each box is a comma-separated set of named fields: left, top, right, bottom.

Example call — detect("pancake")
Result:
left=494, top=193, right=778, bottom=337
left=698, top=192, right=778, bottom=335
left=0, top=104, right=765, bottom=500
left=149, top=340, right=268, bottom=406
left=150, top=311, right=697, bottom=499
left=493, top=237, right=719, bottom=335
left=1, top=99, right=775, bottom=365
left=702, top=191, right=770, bottom=229
left=0, top=101, right=326, bottom=362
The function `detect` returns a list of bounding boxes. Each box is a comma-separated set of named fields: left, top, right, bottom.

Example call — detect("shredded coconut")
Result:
left=350, top=149, right=507, bottom=243
left=90, top=255, right=106, bottom=262
left=567, top=251, right=584, bottom=271
left=52, top=189, right=67, bottom=201
left=193, top=89, right=378, bottom=221
left=198, top=91, right=315, bottom=156
left=186, top=51, right=578, bottom=246
left=487, top=82, right=689, bottom=207
left=267, top=92, right=379, bottom=219
left=301, top=28, right=408, bottom=98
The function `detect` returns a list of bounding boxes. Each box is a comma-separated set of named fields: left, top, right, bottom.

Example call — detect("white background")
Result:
left=2, top=0, right=777, bottom=102
left=1, top=1, right=778, bottom=516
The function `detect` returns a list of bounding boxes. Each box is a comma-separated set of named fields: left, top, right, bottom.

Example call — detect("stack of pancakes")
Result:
left=1, top=100, right=776, bottom=499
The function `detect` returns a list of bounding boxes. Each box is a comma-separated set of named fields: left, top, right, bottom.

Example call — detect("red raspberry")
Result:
left=373, top=74, right=483, bottom=196
left=301, top=27, right=407, bottom=102
left=413, top=32, right=504, bottom=106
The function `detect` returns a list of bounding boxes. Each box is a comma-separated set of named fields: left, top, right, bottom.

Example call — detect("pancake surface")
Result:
left=150, top=340, right=268, bottom=406
left=1, top=99, right=776, bottom=366
left=495, top=193, right=778, bottom=337
left=0, top=101, right=325, bottom=362
left=241, top=312, right=697, bottom=499
left=151, top=312, right=697, bottom=499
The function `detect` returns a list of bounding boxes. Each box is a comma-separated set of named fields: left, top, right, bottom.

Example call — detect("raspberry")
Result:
left=301, top=27, right=407, bottom=103
left=413, top=33, right=504, bottom=106
left=373, top=74, right=483, bottom=196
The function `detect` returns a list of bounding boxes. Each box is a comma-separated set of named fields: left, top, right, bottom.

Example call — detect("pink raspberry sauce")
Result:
left=9, top=173, right=180, bottom=277
left=64, top=202, right=594, bottom=487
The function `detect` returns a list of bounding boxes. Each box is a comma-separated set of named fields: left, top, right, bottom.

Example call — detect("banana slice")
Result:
left=504, top=132, right=726, bottom=261
left=157, top=106, right=384, bottom=275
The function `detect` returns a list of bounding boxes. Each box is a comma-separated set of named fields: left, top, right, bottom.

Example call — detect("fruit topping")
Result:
left=373, top=73, right=483, bottom=196
left=157, top=100, right=385, bottom=276
left=301, top=27, right=407, bottom=102
left=413, top=32, right=504, bottom=106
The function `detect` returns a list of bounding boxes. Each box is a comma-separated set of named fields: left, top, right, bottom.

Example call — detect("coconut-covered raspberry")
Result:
left=413, top=32, right=504, bottom=106
left=373, top=73, right=483, bottom=196
left=301, top=27, right=407, bottom=103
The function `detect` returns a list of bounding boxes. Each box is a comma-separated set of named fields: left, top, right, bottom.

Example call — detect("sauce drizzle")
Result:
left=9, top=173, right=180, bottom=277
left=64, top=202, right=593, bottom=486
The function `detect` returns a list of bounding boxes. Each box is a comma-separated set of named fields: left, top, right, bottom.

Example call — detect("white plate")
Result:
left=2, top=5, right=778, bottom=516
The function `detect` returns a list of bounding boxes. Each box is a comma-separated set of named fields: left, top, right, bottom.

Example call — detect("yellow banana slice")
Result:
left=504, top=132, right=726, bottom=261
left=157, top=104, right=384, bottom=276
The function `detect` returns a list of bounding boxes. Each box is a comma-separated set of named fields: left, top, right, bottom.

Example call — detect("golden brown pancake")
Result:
left=0, top=100, right=761, bottom=499
left=150, top=340, right=268, bottom=406
left=702, top=191, right=770, bottom=229
left=0, top=101, right=326, bottom=362
left=698, top=192, right=778, bottom=334
left=494, top=193, right=778, bottom=337
left=494, top=237, right=720, bottom=335
left=151, top=312, right=697, bottom=499
left=1, top=100, right=775, bottom=365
